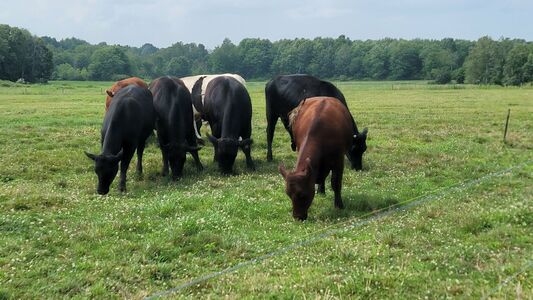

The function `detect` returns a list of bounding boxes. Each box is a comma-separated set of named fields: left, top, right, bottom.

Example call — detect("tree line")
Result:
left=1, top=24, right=533, bottom=85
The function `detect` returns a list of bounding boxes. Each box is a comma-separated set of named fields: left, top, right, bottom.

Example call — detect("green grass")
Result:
left=0, top=80, right=531, bottom=299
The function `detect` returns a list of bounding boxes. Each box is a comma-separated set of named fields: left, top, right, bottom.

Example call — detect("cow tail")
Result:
left=193, top=113, right=202, bottom=140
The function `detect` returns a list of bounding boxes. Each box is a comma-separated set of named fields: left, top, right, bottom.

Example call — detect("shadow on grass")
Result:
left=313, top=193, right=400, bottom=222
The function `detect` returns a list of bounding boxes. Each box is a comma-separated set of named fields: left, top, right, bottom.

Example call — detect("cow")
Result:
left=85, top=85, right=155, bottom=195
left=149, top=76, right=203, bottom=180
left=181, top=74, right=246, bottom=133
left=279, top=97, right=353, bottom=220
left=202, top=76, right=255, bottom=174
left=105, top=77, right=148, bottom=112
left=265, top=74, right=368, bottom=170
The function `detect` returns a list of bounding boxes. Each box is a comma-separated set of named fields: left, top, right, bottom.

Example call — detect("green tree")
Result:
left=363, top=42, right=391, bottom=79
left=238, top=38, right=273, bottom=79
left=389, top=40, right=422, bottom=80
left=464, top=36, right=505, bottom=84
left=166, top=56, right=191, bottom=77
left=209, top=38, right=241, bottom=73
left=0, top=25, right=53, bottom=82
left=88, top=46, right=131, bottom=80
left=503, top=43, right=532, bottom=85
left=420, top=45, right=455, bottom=83
left=53, top=63, right=87, bottom=80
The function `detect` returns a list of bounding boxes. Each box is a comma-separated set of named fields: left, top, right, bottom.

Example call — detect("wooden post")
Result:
left=503, top=109, right=510, bottom=143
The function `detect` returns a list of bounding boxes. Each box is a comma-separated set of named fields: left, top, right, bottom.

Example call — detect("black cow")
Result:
left=85, top=85, right=155, bottom=194
left=149, top=76, right=203, bottom=180
left=265, top=74, right=368, bottom=170
left=203, top=76, right=255, bottom=174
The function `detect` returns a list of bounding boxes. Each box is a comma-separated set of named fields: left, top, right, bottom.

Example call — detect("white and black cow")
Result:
left=85, top=85, right=155, bottom=194
left=202, top=76, right=255, bottom=174
left=181, top=74, right=246, bottom=134
left=149, top=76, right=203, bottom=180
left=265, top=74, right=368, bottom=170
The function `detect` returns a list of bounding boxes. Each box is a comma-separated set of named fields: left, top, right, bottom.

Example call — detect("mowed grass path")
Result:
left=0, top=81, right=531, bottom=299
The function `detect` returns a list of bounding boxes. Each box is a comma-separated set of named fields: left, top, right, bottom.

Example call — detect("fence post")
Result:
left=503, top=109, right=511, bottom=143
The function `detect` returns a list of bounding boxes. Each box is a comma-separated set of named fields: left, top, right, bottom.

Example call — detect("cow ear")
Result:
left=106, top=90, right=114, bottom=97
left=278, top=163, right=288, bottom=179
left=362, top=127, right=368, bottom=137
left=207, top=135, right=218, bottom=145
left=111, top=150, right=123, bottom=162
left=84, top=151, right=97, bottom=161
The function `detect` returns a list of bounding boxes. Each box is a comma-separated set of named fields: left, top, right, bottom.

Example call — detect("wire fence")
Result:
left=145, top=159, right=532, bottom=299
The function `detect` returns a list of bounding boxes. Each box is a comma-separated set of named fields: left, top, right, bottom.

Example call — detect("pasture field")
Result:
left=0, top=80, right=532, bottom=299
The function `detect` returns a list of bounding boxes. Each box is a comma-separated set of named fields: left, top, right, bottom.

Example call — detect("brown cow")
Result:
left=105, top=77, right=148, bottom=112
left=279, top=97, right=353, bottom=220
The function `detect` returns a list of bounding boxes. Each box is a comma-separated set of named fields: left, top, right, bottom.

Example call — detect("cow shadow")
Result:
left=311, top=193, right=400, bottom=223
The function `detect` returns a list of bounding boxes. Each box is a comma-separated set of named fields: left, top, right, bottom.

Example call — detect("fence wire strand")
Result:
left=145, top=160, right=532, bottom=299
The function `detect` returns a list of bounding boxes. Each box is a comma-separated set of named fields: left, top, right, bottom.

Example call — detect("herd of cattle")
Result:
left=84, top=74, right=368, bottom=220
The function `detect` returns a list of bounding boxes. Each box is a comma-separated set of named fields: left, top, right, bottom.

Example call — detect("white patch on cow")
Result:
left=181, top=74, right=246, bottom=138
left=181, top=73, right=246, bottom=107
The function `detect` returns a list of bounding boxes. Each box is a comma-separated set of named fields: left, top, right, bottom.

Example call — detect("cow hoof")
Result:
left=335, top=202, right=345, bottom=209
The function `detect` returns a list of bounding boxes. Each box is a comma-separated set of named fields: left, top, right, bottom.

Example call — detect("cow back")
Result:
left=292, top=97, right=352, bottom=153
left=204, top=76, right=252, bottom=138
left=105, top=77, right=148, bottom=112
left=149, top=77, right=195, bottom=144
left=102, top=85, right=154, bottom=153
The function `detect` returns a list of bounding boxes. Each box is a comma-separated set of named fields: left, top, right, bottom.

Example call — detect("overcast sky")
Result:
left=1, top=0, right=532, bottom=49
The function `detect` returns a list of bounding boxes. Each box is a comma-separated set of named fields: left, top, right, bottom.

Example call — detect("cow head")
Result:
left=208, top=135, right=252, bottom=174
left=85, top=150, right=123, bottom=195
left=162, top=142, right=202, bottom=180
left=347, top=127, right=368, bottom=171
left=279, top=158, right=315, bottom=221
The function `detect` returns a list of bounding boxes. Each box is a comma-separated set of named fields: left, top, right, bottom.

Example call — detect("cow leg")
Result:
left=119, top=148, right=135, bottom=193
left=281, top=117, right=296, bottom=151
left=136, top=141, right=146, bottom=176
left=189, top=150, right=204, bottom=171
left=331, top=165, right=344, bottom=209
left=266, top=114, right=278, bottom=162
left=318, top=179, right=326, bottom=194
left=213, top=144, right=219, bottom=162
left=161, top=149, right=169, bottom=176
left=241, top=145, right=255, bottom=171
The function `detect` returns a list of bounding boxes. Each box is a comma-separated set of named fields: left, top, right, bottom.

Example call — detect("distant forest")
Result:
left=1, top=24, right=533, bottom=85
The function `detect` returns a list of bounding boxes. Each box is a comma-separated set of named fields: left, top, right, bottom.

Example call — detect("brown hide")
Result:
left=279, top=97, right=353, bottom=220
left=105, top=77, right=148, bottom=112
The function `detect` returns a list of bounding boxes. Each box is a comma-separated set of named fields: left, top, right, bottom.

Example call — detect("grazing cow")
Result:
left=85, top=85, right=155, bottom=195
left=203, top=76, right=255, bottom=174
left=181, top=73, right=246, bottom=132
left=265, top=74, right=368, bottom=170
left=279, top=97, right=353, bottom=220
left=149, top=76, right=203, bottom=180
left=105, top=77, right=148, bottom=112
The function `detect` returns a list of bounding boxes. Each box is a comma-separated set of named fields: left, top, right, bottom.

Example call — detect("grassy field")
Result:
left=0, top=80, right=531, bottom=299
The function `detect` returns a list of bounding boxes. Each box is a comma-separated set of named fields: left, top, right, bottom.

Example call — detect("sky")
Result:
left=1, top=0, right=532, bottom=49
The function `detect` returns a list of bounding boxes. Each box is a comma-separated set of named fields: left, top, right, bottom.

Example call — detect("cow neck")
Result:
left=220, top=106, right=240, bottom=140
left=294, top=137, right=319, bottom=181
left=169, top=109, right=186, bottom=144
left=101, top=125, right=123, bottom=156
